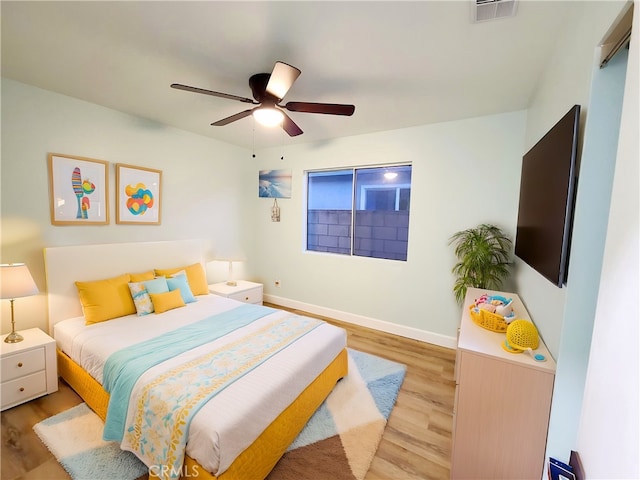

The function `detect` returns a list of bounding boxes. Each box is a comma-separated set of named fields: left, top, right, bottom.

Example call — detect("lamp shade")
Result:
left=1, top=264, right=39, bottom=299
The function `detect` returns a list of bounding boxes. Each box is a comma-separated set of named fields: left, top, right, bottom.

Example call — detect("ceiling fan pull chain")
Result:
left=252, top=117, right=256, bottom=158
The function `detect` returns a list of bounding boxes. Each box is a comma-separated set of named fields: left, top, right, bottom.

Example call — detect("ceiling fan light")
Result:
left=253, top=107, right=284, bottom=127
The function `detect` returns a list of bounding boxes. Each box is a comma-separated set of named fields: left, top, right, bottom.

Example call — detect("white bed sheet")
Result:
left=54, top=294, right=346, bottom=475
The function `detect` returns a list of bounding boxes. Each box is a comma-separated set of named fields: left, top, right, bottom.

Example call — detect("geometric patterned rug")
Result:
left=33, top=348, right=406, bottom=480
left=33, top=403, right=147, bottom=480
left=267, top=348, right=407, bottom=480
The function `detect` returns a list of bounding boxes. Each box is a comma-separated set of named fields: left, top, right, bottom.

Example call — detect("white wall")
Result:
left=516, top=0, right=628, bottom=358
left=1, top=79, right=254, bottom=334
left=514, top=0, right=633, bottom=471
left=0, top=78, right=527, bottom=347
left=252, top=111, right=526, bottom=344
left=576, top=4, right=639, bottom=477
left=548, top=44, right=628, bottom=467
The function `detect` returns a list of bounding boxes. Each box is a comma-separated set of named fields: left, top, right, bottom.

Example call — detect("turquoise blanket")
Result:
left=121, top=314, right=322, bottom=480
left=102, top=303, right=275, bottom=441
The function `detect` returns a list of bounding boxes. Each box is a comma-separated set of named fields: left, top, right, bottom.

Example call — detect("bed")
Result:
left=44, top=239, right=348, bottom=480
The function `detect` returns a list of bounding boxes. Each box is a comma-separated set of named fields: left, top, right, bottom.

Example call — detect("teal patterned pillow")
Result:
left=128, top=282, right=154, bottom=316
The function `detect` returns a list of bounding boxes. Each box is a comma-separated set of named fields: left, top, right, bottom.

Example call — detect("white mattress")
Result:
left=54, top=294, right=346, bottom=475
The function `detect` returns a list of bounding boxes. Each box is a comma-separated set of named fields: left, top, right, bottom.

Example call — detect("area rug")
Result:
left=33, top=348, right=406, bottom=480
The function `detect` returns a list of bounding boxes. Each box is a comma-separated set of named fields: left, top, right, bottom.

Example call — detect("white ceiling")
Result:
left=1, top=1, right=577, bottom=149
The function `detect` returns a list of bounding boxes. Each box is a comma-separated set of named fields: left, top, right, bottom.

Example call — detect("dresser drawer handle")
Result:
left=17, top=362, right=23, bottom=368
left=19, top=387, right=25, bottom=392
left=245, top=296, right=249, bottom=300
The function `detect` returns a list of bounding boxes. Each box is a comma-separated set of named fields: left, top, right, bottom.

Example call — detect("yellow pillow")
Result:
left=129, top=270, right=155, bottom=282
left=154, top=263, right=208, bottom=295
left=150, top=289, right=185, bottom=314
left=75, top=273, right=135, bottom=324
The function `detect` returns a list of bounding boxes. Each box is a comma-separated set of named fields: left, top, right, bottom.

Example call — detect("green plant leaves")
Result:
left=449, top=224, right=513, bottom=304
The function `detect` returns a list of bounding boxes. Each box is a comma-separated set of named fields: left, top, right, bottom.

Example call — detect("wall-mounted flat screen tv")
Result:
left=514, top=105, right=580, bottom=287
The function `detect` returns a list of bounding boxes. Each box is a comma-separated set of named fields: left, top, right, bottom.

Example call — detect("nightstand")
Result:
left=1, top=328, right=58, bottom=411
left=209, top=280, right=263, bottom=305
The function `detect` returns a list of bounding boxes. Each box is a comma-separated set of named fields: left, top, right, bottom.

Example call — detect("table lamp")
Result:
left=1, top=263, right=39, bottom=343
left=225, top=259, right=241, bottom=287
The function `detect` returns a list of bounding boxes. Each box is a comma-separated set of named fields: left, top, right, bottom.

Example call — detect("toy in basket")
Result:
left=468, top=293, right=516, bottom=333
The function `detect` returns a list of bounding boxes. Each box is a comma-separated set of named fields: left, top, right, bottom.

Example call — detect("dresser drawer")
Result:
left=228, top=287, right=263, bottom=304
left=1, top=347, right=45, bottom=382
left=1, top=370, right=47, bottom=409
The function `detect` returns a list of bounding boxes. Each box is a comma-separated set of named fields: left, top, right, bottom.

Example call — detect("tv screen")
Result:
left=514, top=105, right=580, bottom=287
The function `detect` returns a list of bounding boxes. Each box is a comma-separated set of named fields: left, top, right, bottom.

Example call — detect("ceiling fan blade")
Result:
left=171, top=83, right=257, bottom=104
left=281, top=111, right=303, bottom=137
left=285, top=101, right=355, bottom=116
left=211, top=109, right=254, bottom=126
left=266, top=62, right=301, bottom=100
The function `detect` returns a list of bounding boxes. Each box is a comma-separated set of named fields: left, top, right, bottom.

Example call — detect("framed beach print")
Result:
left=48, top=153, right=109, bottom=225
left=258, top=169, right=292, bottom=198
left=116, top=164, right=162, bottom=225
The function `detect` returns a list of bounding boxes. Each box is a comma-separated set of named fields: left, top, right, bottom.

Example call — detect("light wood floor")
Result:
left=1, top=305, right=456, bottom=480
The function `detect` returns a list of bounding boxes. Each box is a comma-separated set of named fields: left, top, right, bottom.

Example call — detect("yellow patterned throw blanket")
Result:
left=119, top=313, right=322, bottom=480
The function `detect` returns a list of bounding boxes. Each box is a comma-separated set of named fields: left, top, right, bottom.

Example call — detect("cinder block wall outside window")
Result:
left=307, top=209, right=408, bottom=260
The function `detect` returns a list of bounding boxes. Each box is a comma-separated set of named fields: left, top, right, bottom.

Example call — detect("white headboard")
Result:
left=44, top=239, right=206, bottom=334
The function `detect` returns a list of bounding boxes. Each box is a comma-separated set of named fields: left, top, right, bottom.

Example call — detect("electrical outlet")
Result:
left=275, top=280, right=281, bottom=287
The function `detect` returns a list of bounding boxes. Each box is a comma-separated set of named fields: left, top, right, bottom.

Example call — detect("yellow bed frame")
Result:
left=57, top=347, right=348, bottom=480
left=45, top=241, right=348, bottom=479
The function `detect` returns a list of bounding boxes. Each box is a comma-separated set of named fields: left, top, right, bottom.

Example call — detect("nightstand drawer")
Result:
left=227, top=287, right=262, bottom=304
left=1, top=370, right=47, bottom=409
left=1, top=347, right=45, bottom=382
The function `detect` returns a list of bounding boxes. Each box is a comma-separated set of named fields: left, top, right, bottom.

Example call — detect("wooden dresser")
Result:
left=451, top=288, right=556, bottom=479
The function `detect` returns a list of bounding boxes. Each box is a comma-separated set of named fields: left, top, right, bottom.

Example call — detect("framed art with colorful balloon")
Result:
left=116, top=164, right=162, bottom=225
left=48, top=153, right=109, bottom=225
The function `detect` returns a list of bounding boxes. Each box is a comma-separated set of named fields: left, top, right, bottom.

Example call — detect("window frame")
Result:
left=304, top=163, right=412, bottom=261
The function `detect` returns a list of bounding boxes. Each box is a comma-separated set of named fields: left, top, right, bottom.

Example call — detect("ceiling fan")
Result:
left=171, top=61, right=355, bottom=137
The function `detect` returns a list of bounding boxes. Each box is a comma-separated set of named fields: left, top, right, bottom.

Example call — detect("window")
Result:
left=306, top=165, right=412, bottom=260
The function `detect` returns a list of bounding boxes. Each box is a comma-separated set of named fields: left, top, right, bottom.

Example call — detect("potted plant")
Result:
left=448, top=223, right=513, bottom=304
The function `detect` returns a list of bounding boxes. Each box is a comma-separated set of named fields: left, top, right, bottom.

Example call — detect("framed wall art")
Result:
left=48, top=153, right=109, bottom=225
left=258, top=169, right=292, bottom=198
left=116, top=164, right=162, bottom=225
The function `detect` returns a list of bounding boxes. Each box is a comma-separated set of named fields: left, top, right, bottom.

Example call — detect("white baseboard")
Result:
left=263, top=294, right=457, bottom=350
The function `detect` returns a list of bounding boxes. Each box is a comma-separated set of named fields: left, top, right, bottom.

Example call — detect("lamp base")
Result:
left=226, top=280, right=238, bottom=287
left=4, top=331, right=24, bottom=343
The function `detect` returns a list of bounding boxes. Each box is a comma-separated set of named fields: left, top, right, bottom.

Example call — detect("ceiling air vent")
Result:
left=474, top=0, right=517, bottom=23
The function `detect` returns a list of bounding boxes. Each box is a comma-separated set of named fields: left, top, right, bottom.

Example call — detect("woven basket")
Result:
left=468, top=304, right=509, bottom=333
